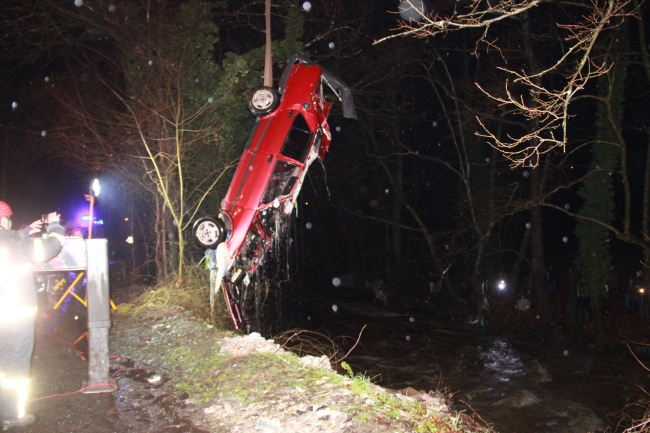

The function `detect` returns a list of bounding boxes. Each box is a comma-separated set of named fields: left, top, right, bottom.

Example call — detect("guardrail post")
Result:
left=83, top=239, right=116, bottom=393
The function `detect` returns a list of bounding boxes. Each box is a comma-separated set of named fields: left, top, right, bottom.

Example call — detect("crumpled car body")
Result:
left=193, top=53, right=356, bottom=332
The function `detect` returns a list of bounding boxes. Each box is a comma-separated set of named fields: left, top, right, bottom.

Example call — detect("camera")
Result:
left=41, top=214, right=48, bottom=227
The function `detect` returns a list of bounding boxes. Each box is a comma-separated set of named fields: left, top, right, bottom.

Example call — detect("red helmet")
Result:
left=0, top=201, right=12, bottom=217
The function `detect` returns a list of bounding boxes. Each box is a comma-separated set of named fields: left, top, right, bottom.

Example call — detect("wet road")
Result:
left=24, top=314, right=120, bottom=433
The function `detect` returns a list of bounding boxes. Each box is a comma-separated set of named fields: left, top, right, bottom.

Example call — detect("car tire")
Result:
left=248, top=86, right=280, bottom=116
left=193, top=216, right=227, bottom=249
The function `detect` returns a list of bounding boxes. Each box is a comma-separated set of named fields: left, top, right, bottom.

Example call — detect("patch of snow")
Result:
left=298, top=355, right=331, bottom=371
left=219, top=333, right=332, bottom=371
left=220, top=332, right=287, bottom=357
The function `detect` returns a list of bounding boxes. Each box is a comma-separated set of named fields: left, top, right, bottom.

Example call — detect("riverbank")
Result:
left=109, top=299, right=494, bottom=432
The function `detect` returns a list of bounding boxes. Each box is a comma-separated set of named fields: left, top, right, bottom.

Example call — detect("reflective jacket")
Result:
left=0, top=223, right=64, bottom=322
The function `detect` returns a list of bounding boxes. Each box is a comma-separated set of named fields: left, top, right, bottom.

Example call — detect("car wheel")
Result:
left=248, top=86, right=280, bottom=116
left=193, top=216, right=227, bottom=249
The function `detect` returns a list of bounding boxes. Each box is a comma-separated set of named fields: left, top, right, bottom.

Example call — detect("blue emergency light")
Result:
left=80, top=214, right=103, bottom=224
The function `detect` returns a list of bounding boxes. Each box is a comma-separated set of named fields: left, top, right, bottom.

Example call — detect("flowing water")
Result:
left=297, top=293, right=650, bottom=433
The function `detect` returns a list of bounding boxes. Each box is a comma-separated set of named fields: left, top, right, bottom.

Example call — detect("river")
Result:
left=296, top=292, right=650, bottom=433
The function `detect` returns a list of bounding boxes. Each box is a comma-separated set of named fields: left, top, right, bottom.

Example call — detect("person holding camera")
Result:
left=0, top=201, right=64, bottom=430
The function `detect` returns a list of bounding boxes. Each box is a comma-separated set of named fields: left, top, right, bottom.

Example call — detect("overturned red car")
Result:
left=193, top=53, right=356, bottom=332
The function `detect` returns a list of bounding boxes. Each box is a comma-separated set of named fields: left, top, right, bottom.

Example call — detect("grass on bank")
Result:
left=114, top=266, right=232, bottom=326
left=113, top=269, right=497, bottom=432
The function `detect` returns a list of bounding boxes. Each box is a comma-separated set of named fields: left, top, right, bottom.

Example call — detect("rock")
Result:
left=528, top=359, right=552, bottom=383
left=397, top=386, right=424, bottom=398
left=493, top=390, right=539, bottom=408
left=146, top=374, right=161, bottom=384
left=421, top=396, right=447, bottom=413
left=298, top=355, right=332, bottom=371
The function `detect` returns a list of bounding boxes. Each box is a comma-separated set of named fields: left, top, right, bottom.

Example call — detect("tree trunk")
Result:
left=391, top=154, right=403, bottom=265
left=590, top=297, right=611, bottom=351
left=565, top=264, right=579, bottom=341
left=521, top=12, right=551, bottom=326
left=642, top=135, right=650, bottom=266
left=506, top=226, right=531, bottom=321
left=634, top=0, right=650, bottom=267
left=530, top=165, right=551, bottom=324
left=154, top=193, right=162, bottom=279
left=511, top=227, right=530, bottom=290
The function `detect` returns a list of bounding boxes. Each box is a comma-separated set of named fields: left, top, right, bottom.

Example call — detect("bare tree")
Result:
left=376, top=0, right=633, bottom=167
left=2, top=0, right=311, bottom=280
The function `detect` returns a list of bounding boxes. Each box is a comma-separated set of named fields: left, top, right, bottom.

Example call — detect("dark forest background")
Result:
left=1, top=0, right=650, bottom=350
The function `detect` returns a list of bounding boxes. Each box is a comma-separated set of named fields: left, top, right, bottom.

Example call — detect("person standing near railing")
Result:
left=0, top=201, right=64, bottom=430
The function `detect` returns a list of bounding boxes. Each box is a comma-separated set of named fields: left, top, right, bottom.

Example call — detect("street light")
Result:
left=91, top=178, right=100, bottom=197
left=85, top=178, right=100, bottom=239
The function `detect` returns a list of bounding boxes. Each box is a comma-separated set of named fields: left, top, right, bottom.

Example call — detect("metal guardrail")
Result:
left=34, top=238, right=116, bottom=393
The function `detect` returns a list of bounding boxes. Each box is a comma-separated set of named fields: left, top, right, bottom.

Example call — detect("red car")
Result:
left=193, top=54, right=356, bottom=332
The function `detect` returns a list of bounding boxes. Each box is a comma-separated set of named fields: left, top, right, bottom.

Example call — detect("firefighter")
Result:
left=0, top=201, right=64, bottom=430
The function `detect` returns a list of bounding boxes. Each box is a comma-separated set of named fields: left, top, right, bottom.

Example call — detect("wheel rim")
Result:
left=196, top=221, right=220, bottom=245
left=251, top=89, right=275, bottom=110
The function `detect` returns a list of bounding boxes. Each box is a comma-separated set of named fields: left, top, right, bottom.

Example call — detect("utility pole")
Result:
left=263, top=0, right=272, bottom=87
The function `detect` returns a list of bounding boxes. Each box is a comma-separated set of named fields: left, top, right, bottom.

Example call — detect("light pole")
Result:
left=85, top=179, right=100, bottom=239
